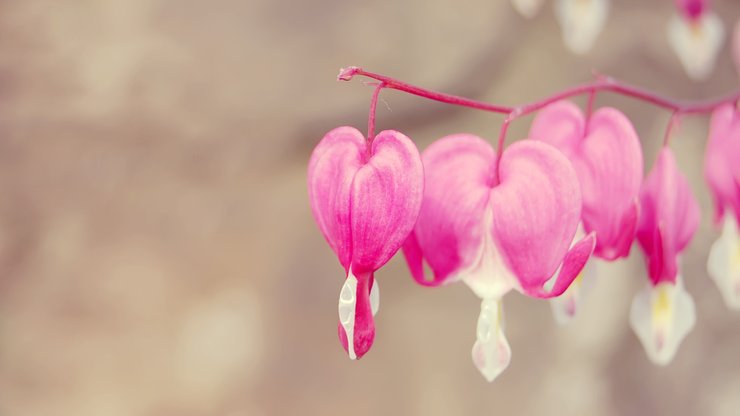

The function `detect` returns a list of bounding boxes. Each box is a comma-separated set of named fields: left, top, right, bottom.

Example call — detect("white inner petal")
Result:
left=471, top=298, right=512, bottom=382
left=338, top=272, right=358, bottom=360
left=511, top=0, right=544, bottom=18
left=667, top=12, right=725, bottom=81
left=555, top=0, right=610, bottom=55
left=370, top=278, right=380, bottom=317
left=457, top=208, right=517, bottom=300
left=629, top=277, right=696, bottom=366
left=707, top=215, right=740, bottom=310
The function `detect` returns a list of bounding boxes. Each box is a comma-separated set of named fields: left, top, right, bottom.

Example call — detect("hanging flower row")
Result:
left=307, top=66, right=740, bottom=381
left=510, top=0, right=732, bottom=82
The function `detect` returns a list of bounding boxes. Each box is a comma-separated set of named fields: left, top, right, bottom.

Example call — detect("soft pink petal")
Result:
left=404, top=134, right=495, bottom=284
left=528, top=100, right=585, bottom=160
left=489, top=140, right=584, bottom=293
left=705, top=104, right=740, bottom=223
left=308, top=127, right=366, bottom=269
left=638, top=148, right=701, bottom=285
left=525, top=232, right=596, bottom=298
left=579, top=108, right=643, bottom=259
left=350, top=130, right=424, bottom=274
left=308, top=127, right=424, bottom=274
left=530, top=103, right=643, bottom=260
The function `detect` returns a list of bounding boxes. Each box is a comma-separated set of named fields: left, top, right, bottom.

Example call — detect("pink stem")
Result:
left=339, top=66, right=740, bottom=116
left=339, top=66, right=740, bottom=175
left=663, top=112, right=681, bottom=147
left=367, top=82, right=385, bottom=144
left=339, top=67, right=512, bottom=114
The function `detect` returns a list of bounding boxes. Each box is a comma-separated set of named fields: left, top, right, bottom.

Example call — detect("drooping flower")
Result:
left=529, top=101, right=643, bottom=322
left=555, top=0, right=610, bottom=55
left=667, top=0, right=724, bottom=81
left=511, top=0, right=545, bottom=19
left=308, top=126, right=424, bottom=359
left=704, top=104, right=740, bottom=310
left=631, top=148, right=700, bottom=365
left=403, top=135, right=595, bottom=381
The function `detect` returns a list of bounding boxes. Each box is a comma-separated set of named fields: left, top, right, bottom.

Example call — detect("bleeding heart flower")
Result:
left=667, top=5, right=724, bottom=81
left=308, top=126, right=423, bottom=359
left=705, top=104, right=740, bottom=310
left=555, top=0, right=609, bottom=55
left=631, top=148, right=700, bottom=365
left=511, top=0, right=545, bottom=19
left=403, top=135, right=595, bottom=381
left=529, top=101, right=643, bottom=322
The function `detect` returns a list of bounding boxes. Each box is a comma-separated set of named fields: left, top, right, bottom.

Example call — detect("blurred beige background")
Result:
left=0, top=0, right=738, bottom=415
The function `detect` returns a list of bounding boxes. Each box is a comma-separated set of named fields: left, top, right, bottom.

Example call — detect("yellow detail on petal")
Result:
left=652, top=283, right=673, bottom=336
left=733, top=242, right=740, bottom=271
left=690, top=21, right=703, bottom=38
left=573, top=270, right=584, bottom=287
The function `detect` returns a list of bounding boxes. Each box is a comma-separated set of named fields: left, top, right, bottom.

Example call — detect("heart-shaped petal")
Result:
left=404, top=135, right=593, bottom=299
left=637, top=148, right=700, bottom=285
left=555, top=0, right=609, bottom=55
left=491, top=140, right=594, bottom=297
left=308, top=126, right=424, bottom=274
left=705, top=104, right=740, bottom=223
left=530, top=101, right=644, bottom=260
left=667, top=11, right=725, bottom=81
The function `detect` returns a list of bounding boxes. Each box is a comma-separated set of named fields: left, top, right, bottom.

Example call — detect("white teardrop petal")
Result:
left=370, top=278, right=380, bottom=316
left=471, top=298, right=511, bottom=382
left=629, top=279, right=696, bottom=366
left=338, top=273, right=359, bottom=360
left=511, top=0, right=545, bottom=19
left=707, top=216, right=740, bottom=310
left=555, top=0, right=610, bottom=55
left=667, top=12, right=725, bottom=81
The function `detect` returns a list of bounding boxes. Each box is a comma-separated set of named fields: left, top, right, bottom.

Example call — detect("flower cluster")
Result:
left=308, top=67, right=740, bottom=381
left=510, top=0, right=730, bottom=81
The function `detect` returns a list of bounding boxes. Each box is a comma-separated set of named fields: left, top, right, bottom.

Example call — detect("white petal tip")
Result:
left=707, top=216, right=740, bottom=311
left=511, top=0, right=543, bottom=18
left=338, top=274, right=359, bottom=360
left=667, top=13, right=725, bottom=81
left=556, top=0, right=609, bottom=55
left=630, top=280, right=696, bottom=366
left=370, top=279, right=380, bottom=316
left=471, top=299, right=511, bottom=382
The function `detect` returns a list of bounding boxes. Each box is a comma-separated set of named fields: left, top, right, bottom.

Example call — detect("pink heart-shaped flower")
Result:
left=632, top=148, right=699, bottom=365
left=404, top=134, right=594, bottom=297
left=637, top=148, right=700, bottom=286
left=530, top=101, right=643, bottom=260
left=308, top=126, right=423, bottom=359
left=402, top=134, right=594, bottom=381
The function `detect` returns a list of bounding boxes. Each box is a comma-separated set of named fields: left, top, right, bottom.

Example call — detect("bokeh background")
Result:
left=0, top=0, right=738, bottom=415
